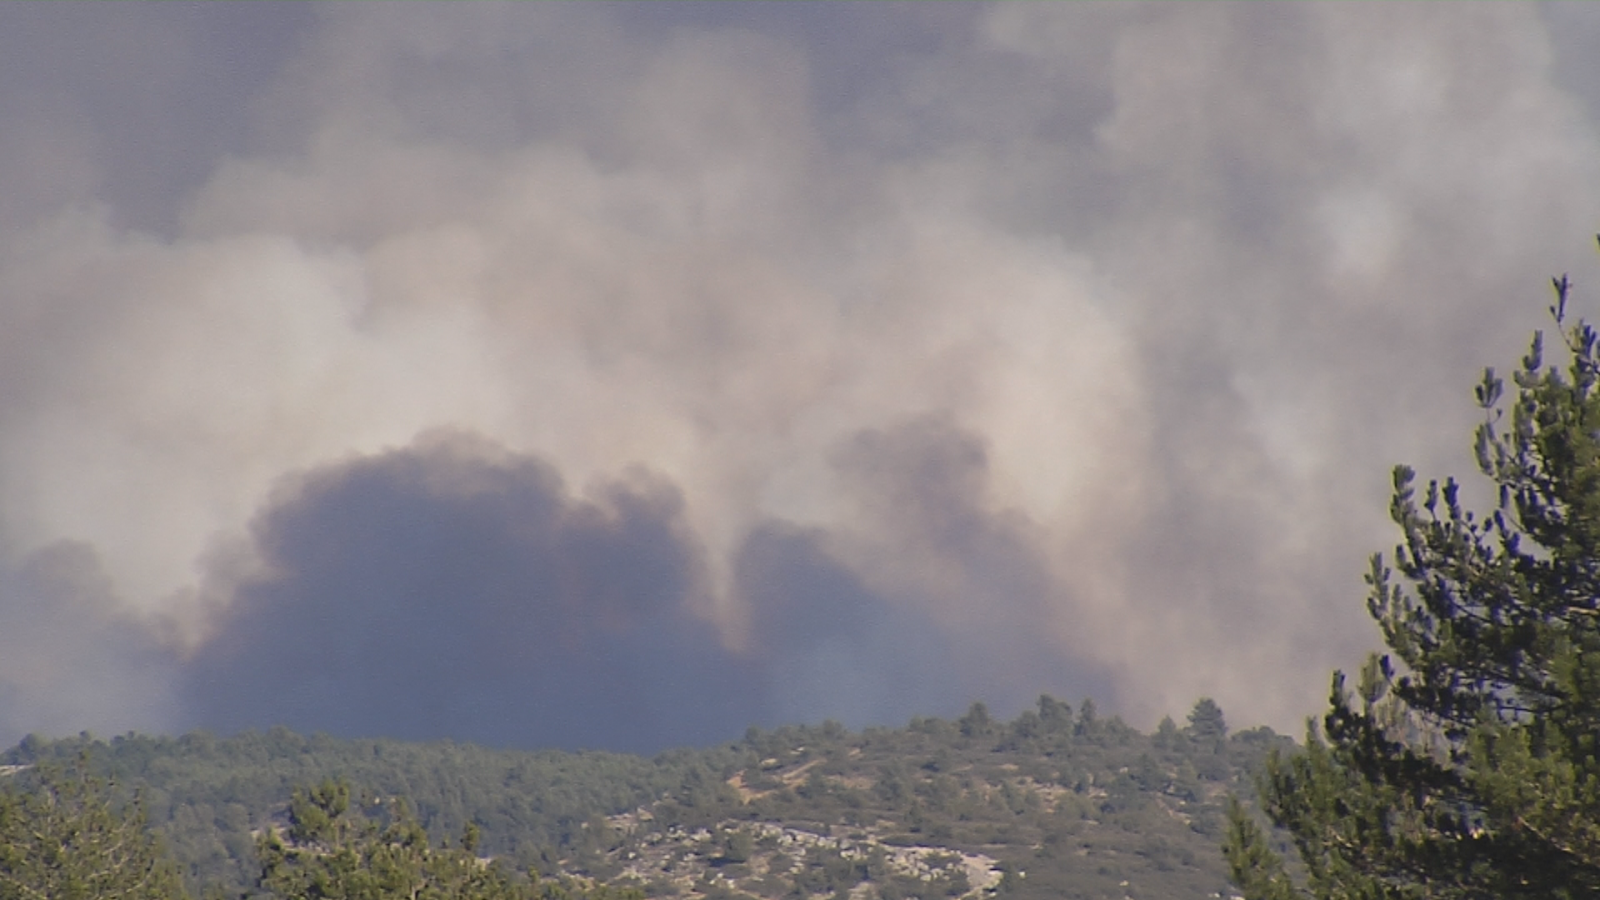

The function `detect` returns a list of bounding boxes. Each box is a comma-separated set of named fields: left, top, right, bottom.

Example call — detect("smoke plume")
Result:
left=1, top=3, right=1599, bottom=750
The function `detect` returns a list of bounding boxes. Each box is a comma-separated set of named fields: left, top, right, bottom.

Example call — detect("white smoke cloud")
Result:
left=0, top=3, right=1598, bottom=743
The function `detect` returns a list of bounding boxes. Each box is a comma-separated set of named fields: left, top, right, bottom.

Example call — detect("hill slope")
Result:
left=1, top=697, right=1293, bottom=900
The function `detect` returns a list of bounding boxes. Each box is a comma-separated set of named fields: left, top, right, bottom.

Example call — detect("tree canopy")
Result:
left=0, top=757, right=188, bottom=900
left=7, top=696, right=1284, bottom=900
left=1185, top=698, right=1227, bottom=749
left=1226, top=264, right=1600, bottom=898
left=258, top=778, right=539, bottom=900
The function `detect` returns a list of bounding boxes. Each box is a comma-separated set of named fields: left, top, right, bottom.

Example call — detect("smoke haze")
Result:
left=2, top=2, right=1599, bottom=751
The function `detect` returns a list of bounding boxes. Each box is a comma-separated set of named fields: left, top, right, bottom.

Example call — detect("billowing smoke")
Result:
left=182, top=422, right=1109, bottom=751
left=1, top=3, right=1599, bottom=750
left=183, top=431, right=759, bottom=753
left=0, top=543, right=179, bottom=741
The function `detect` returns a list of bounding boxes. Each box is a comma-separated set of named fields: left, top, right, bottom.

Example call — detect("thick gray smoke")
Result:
left=183, top=425, right=1110, bottom=751
left=184, top=432, right=760, bottom=752
left=2, top=3, right=1600, bottom=750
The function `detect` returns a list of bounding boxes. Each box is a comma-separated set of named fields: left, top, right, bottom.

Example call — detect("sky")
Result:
left=2, top=2, right=1600, bottom=754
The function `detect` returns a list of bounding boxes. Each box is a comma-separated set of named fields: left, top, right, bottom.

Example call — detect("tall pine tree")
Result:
left=0, top=756, right=188, bottom=900
left=257, top=778, right=536, bottom=900
left=1226, top=259, right=1600, bottom=898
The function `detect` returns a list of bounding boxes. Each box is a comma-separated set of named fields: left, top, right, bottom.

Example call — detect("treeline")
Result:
left=4, top=726, right=747, bottom=893
left=0, top=757, right=644, bottom=900
left=3, top=697, right=1292, bottom=900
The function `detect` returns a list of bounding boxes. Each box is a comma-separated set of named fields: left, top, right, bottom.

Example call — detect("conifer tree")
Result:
left=257, top=778, right=534, bottom=900
left=0, top=755, right=188, bottom=900
left=1225, top=264, right=1600, bottom=898
left=1185, top=698, right=1228, bottom=750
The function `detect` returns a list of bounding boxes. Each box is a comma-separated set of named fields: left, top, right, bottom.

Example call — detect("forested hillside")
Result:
left=2, top=697, right=1291, bottom=900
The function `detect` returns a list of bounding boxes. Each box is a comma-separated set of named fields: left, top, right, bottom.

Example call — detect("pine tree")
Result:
left=1185, top=698, right=1228, bottom=750
left=1225, top=263, right=1600, bottom=898
left=257, top=778, right=535, bottom=900
left=0, top=755, right=189, bottom=900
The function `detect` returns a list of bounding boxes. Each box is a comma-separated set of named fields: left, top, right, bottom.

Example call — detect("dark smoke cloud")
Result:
left=183, top=432, right=761, bottom=753
left=822, top=416, right=1115, bottom=714
left=182, top=430, right=1082, bottom=751
left=0, top=542, right=179, bottom=740
left=4, top=3, right=1600, bottom=750
left=736, top=522, right=965, bottom=729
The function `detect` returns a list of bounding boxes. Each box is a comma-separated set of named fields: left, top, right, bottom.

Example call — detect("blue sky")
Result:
left=1, top=2, right=1598, bottom=752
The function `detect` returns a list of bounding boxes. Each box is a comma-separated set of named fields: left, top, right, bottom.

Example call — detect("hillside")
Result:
left=1, top=697, right=1294, bottom=900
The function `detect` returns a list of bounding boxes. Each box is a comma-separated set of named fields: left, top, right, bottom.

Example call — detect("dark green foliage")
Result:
left=5, top=728, right=745, bottom=895
left=956, top=703, right=994, bottom=740
left=1184, top=699, right=1226, bottom=751
left=1221, top=798, right=1295, bottom=900
left=0, top=756, right=189, bottom=900
left=1227, top=268, right=1600, bottom=898
left=258, top=777, right=536, bottom=900
left=8, top=694, right=1285, bottom=900
left=1152, top=716, right=1180, bottom=752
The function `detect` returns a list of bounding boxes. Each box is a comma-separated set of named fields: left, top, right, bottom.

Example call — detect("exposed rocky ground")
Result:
left=3, top=698, right=1289, bottom=900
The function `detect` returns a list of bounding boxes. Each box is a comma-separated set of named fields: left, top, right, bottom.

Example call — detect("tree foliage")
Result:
left=9, top=696, right=1287, bottom=900
left=1227, top=265, right=1600, bottom=898
left=1185, top=699, right=1227, bottom=750
left=0, top=756, right=188, bottom=900
left=258, top=778, right=536, bottom=900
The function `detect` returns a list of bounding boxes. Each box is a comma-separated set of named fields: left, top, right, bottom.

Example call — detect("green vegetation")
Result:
left=258, top=778, right=538, bottom=900
left=1226, top=270, right=1600, bottom=897
left=5, top=697, right=1288, bottom=900
left=0, top=756, right=187, bottom=900
left=5, top=727, right=746, bottom=894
